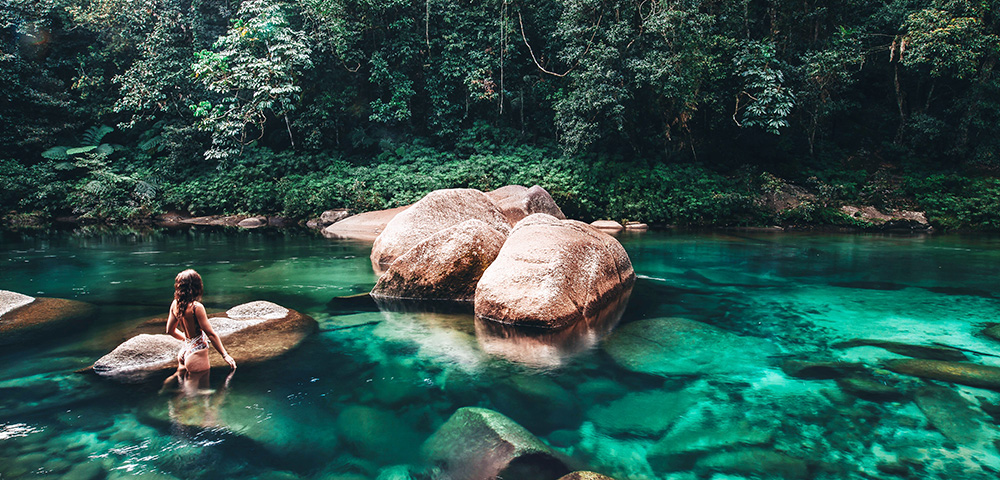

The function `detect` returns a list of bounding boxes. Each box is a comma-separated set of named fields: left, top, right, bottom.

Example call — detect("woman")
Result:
left=166, top=269, right=237, bottom=373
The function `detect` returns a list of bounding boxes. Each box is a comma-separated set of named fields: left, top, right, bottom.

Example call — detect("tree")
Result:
left=191, top=0, right=312, bottom=160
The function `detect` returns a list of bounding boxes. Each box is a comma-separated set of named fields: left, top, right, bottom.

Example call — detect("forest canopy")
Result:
left=2, top=0, right=998, bottom=228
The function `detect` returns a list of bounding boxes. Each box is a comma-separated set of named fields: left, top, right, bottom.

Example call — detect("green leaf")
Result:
left=66, top=146, right=98, bottom=155
left=41, top=147, right=69, bottom=160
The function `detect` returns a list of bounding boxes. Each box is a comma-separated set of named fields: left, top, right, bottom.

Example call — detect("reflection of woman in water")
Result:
left=165, top=269, right=237, bottom=373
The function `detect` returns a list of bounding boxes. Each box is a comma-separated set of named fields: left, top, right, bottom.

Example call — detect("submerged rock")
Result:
left=370, top=189, right=510, bottom=272
left=323, top=205, right=409, bottom=242
left=475, top=213, right=635, bottom=329
left=914, top=385, right=997, bottom=446
left=603, top=317, right=775, bottom=377
left=694, top=448, right=810, bottom=479
left=884, top=359, right=1000, bottom=391
left=371, top=219, right=506, bottom=301
left=557, top=472, right=617, bottom=480
left=831, top=339, right=968, bottom=361
left=647, top=416, right=776, bottom=472
left=781, top=360, right=866, bottom=379
left=984, top=324, right=1000, bottom=342
left=586, top=389, right=695, bottom=437
left=485, top=184, right=566, bottom=226
left=0, top=291, right=96, bottom=346
left=421, top=407, right=570, bottom=480
left=91, top=301, right=316, bottom=382
left=337, top=405, right=421, bottom=464
left=835, top=373, right=906, bottom=402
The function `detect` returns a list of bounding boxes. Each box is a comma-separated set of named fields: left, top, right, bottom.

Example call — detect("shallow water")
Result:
left=1, top=227, right=1000, bottom=479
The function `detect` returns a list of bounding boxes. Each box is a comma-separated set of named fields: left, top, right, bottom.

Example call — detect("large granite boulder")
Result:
left=370, top=189, right=511, bottom=272
left=371, top=219, right=506, bottom=301
left=474, top=213, right=635, bottom=329
left=602, top=317, right=775, bottom=377
left=485, top=185, right=566, bottom=226
left=0, top=290, right=96, bottom=345
left=323, top=205, right=409, bottom=242
left=422, top=407, right=570, bottom=480
left=91, top=301, right=316, bottom=382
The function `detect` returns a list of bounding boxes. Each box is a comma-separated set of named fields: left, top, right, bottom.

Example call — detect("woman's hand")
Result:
left=224, top=354, right=237, bottom=370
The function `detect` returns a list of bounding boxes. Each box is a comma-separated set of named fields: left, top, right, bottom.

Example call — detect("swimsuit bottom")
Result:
left=184, top=332, right=209, bottom=355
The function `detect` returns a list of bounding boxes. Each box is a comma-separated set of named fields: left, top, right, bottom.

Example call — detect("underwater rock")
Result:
left=475, top=213, right=635, bottom=329
left=780, top=360, right=867, bottom=379
left=914, top=385, right=997, bottom=446
left=491, top=373, right=579, bottom=432
left=603, top=317, right=775, bottom=377
left=421, top=407, right=570, bottom=480
left=323, top=205, right=409, bottom=242
left=61, top=460, right=105, bottom=480
left=590, top=220, right=623, bottom=233
left=371, top=219, right=506, bottom=301
left=829, top=281, right=908, bottom=291
left=370, top=189, right=510, bottom=272
left=831, top=339, right=968, bottom=361
left=337, top=405, right=421, bottom=464
left=884, top=359, right=1000, bottom=391
left=984, top=324, right=1000, bottom=342
left=557, top=472, right=617, bottom=480
left=485, top=184, right=566, bottom=226
left=647, top=416, right=776, bottom=472
left=685, top=269, right=787, bottom=287
left=91, top=301, right=316, bottom=382
left=835, top=373, right=906, bottom=402
left=587, top=389, right=695, bottom=437
left=0, top=291, right=96, bottom=346
left=694, top=448, right=810, bottom=479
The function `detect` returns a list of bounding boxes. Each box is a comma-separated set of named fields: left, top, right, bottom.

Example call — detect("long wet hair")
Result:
left=173, top=269, right=203, bottom=319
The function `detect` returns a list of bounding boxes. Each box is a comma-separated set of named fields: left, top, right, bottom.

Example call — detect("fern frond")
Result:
left=82, top=125, right=114, bottom=146
left=42, top=147, right=69, bottom=160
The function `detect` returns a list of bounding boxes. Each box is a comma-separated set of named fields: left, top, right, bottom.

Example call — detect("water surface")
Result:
left=1, top=227, right=999, bottom=479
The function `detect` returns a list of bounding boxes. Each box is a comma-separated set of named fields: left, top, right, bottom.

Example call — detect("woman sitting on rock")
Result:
left=166, top=269, right=237, bottom=373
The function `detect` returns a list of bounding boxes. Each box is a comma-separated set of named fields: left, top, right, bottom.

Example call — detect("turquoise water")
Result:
left=2, top=227, right=1000, bottom=479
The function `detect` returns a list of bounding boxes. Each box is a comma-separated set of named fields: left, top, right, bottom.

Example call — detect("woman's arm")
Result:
left=194, top=302, right=237, bottom=369
left=165, top=300, right=186, bottom=341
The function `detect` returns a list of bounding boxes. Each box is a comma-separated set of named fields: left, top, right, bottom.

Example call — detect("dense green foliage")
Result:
left=1, top=0, right=998, bottom=229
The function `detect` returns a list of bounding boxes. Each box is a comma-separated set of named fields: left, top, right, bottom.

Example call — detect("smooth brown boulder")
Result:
left=422, top=407, right=570, bottom=480
left=475, top=213, right=635, bottom=329
left=371, top=219, right=506, bottom=301
left=485, top=185, right=566, bottom=226
left=0, top=291, right=96, bottom=345
left=370, top=189, right=511, bottom=271
left=884, top=359, right=1000, bottom=391
left=91, top=301, right=316, bottom=382
left=323, top=205, right=409, bottom=242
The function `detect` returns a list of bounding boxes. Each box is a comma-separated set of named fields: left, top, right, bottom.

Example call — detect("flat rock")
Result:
left=832, top=339, right=968, bottom=361
left=0, top=292, right=96, bottom=345
left=914, top=385, right=997, bottom=446
left=323, top=205, right=409, bottom=242
left=422, top=407, right=570, bottom=480
left=475, top=213, right=635, bottom=329
left=590, top=220, right=623, bottom=233
left=648, top=416, right=776, bottom=472
left=586, top=389, right=695, bottom=437
left=781, top=360, right=866, bottom=379
left=624, top=222, right=648, bottom=231
left=371, top=219, right=506, bottom=301
left=485, top=184, right=566, bottom=226
left=695, top=448, right=810, bottom=479
left=884, top=359, right=1000, bottom=391
left=370, top=189, right=510, bottom=271
left=835, top=373, right=906, bottom=402
left=180, top=215, right=246, bottom=226
left=91, top=301, right=316, bottom=382
left=603, top=317, right=775, bottom=377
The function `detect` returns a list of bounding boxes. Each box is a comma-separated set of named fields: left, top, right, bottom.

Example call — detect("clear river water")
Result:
left=1, top=227, right=1000, bottom=480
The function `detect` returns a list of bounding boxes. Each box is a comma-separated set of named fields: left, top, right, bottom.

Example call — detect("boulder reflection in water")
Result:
left=475, top=287, right=632, bottom=368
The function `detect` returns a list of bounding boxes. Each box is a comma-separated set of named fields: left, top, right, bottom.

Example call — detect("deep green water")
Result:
left=1, top=227, right=1000, bottom=479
